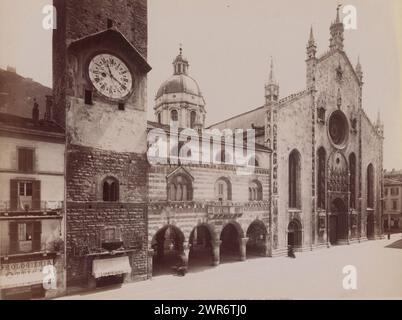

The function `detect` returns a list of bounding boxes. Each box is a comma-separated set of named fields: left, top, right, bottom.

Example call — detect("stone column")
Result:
left=212, top=240, right=221, bottom=266
left=147, top=248, right=155, bottom=279
left=180, top=242, right=190, bottom=267
left=239, top=237, right=249, bottom=261
left=262, top=236, right=272, bottom=257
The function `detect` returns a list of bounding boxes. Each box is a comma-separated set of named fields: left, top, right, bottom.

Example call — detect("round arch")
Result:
left=151, top=225, right=185, bottom=276
left=246, top=220, right=268, bottom=257
left=220, top=221, right=244, bottom=262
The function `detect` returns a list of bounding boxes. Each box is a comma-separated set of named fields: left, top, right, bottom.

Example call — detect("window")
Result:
left=248, top=157, right=259, bottom=167
left=158, top=113, right=162, bottom=124
left=367, top=164, right=374, bottom=208
left=393, top=200, right=398, bottom=210
left=391, top=188, right=399, bottom=196
left=349, top=153, right=356, bottom=209
left=18, top=148, right=34, bottom=172
left=385, top=188, right=388, bottom=196
left=248, top=180, right=262, bottom=201
left=317, top=148, right=326, bottom=209
left=215, top=178, right=232, bottom=201
left=103, top=177, right=119, bottom=202
left=9, top=221, right=41, bottom=254
left=289, top=150, right=301, bottom=209
left=171, top=110, right=178, bottom=122
left=167, top=174, right=193, bottom=201
left=10, top=180, right=40, bottom=211
left=118, top=102, right=125, bottom=111
left=190, top=111, right=197, bottom=128
left=85, top=89, right=93, bottom=105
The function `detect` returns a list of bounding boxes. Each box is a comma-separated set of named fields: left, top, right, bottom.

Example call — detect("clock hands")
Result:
left=106, top=62, right=124, bottom=87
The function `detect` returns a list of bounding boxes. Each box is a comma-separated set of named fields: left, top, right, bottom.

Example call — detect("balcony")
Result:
left=0, top=201, right=63, bottom=218
left=206, top=201, right=243, bottom=220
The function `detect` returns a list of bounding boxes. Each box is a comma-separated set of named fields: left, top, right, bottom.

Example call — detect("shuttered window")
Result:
left=18, top=148, right=34, bottom=172
left=8, top=221, right=42, bottom=254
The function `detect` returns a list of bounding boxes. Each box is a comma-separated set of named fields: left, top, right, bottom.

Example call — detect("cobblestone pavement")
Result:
left=60, top=234, right=402, bottom=300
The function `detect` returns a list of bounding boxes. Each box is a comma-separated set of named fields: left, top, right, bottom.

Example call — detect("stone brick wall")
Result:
left=66, top=144, right=148, bottom=202
left=66, top=202, right=147, bottom=285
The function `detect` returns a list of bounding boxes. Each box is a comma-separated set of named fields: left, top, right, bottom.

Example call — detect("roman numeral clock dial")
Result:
left=88, top=53, right=133, bottom=100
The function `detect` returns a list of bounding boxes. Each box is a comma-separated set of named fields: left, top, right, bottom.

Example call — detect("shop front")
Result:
left=0, top=259, right=53, bottom=300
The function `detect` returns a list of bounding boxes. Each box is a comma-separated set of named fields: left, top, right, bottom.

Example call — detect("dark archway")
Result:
left=367, top=212, right=375, bottom=239
left=246, top=220, right=267, bottom=258
left=151, top=225, right=184, bottom=276
left=220, top=223, right=242, bottom=262
left=188, top=225, right=214, bottom=270
left=329, top=198, right=348, bottom=245
left=287, top=219, right=302, bottom=248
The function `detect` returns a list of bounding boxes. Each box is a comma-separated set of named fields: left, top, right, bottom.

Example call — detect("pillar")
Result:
left=262, top=236, right=272, bottom=257
left=147, top=248, right=154, bottom=279
left=180, top=242, right=190, bottom=267
left=239, top=237, right=249, bottom=261
left=212, top=240, right=221, bottom=266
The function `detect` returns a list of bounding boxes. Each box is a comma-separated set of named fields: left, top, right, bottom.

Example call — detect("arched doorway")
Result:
left=329, top=198, right=348, bottom=245
left=246, top=220, right=267, bottom=258
left=188, top=225, right=214, bottom=270
left=287, top=219, right=302, bottom=248
left=220, top=223, right=242, bottom=262
left=151, top=225, right=184, bottom=276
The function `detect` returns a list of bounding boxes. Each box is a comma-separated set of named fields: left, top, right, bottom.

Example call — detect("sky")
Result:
left=0, top=0, right=401, bottom=169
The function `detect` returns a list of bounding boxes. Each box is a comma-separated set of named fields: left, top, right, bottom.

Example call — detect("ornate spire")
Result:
left=335, top=4, right=341, bottom=24
left=330, top=5, right=345, bottom=51
left=306, top=26, right=317, bottom=59
left=269, top=56, right=276, bottom=84
left=265, top=56, right=279, bottom=104
left=308, top=25, right=315, bottom=46
left=356, top=56, right=363, bottom=83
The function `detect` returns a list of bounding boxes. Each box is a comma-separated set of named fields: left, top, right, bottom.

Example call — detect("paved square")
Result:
left=60, top=234, right=402, bottom=300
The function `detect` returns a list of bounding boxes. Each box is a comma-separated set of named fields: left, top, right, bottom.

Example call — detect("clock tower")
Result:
left=53, top=0, right=152, bottom=289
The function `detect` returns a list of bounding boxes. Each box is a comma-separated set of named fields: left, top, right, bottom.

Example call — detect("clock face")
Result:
left=88, top=53, right=133, bottom=99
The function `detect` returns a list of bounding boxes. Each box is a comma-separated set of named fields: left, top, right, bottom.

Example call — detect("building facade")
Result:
left=0, top=103, right=65, bottom=299
left=53, top=0, right=151, bottom=289
left=210, top=8, right=384, bottom=255
left=383, top=170, right=402, bottom=230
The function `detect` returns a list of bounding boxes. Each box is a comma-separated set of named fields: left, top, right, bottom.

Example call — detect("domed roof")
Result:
left=156, top=73, right=202, bottom=99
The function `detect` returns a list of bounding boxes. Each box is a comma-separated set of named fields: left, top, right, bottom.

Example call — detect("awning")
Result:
left=0, top=259, right=53, bottom=289
left=92, top=256, right=131, bottom=279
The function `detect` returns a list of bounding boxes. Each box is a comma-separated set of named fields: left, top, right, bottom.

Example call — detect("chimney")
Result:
left=44, top=95, right=53, bottom=121
left=32, top=99, right=39, bottom=126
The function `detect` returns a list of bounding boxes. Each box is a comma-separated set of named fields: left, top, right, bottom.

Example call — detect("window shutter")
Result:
left=32, top=221, right=42, bottom=252
left=10, top=180, right=18, bottom=210
left=27, top=149, right=34, bottom=172
left=9, top=222, right=18, bottom=254
left=32, top=180, right=41, bottom=210
left=18, top=149, right=24, bottom=171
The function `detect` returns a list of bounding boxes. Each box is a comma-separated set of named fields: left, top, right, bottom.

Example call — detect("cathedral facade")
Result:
left=210, top=9, right=384, bottom=255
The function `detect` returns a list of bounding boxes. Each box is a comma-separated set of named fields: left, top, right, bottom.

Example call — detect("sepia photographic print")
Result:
left=0, top=0, right=402, bottom=306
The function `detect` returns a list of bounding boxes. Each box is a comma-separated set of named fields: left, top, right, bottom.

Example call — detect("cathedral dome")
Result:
left=156, top=73, right=202, bottom=99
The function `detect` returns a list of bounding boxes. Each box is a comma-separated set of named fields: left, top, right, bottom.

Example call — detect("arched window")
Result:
left=367, top=163, right=374, bottom=208
left=289, top=150, right=301, bottom=209
left=190, top=111, right=197, bottom=128
left=349, top=153, right=356, bottom=209
left=171, top=109, right=178, bottom=122
left=167, top=174, right=193, bottom=201
left=317, top=147, right=326, bottom=209
left=248, top=156, right=260, bottom=167
left=103, top=177, right=119, bottom=202
left=248, top=180, right=262, bottom=201
left=215, top=177, right=232, bottom=201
